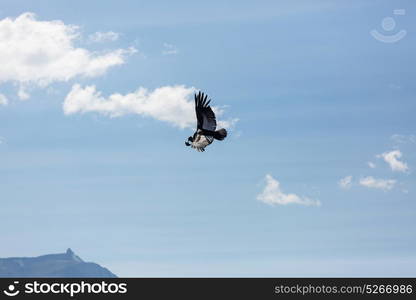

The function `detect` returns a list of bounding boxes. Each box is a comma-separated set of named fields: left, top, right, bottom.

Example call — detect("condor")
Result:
left=185, top=91, right=227, bottom=152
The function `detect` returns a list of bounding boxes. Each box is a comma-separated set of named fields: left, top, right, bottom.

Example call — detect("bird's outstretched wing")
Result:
left=195, top=91, right=217, bottom=131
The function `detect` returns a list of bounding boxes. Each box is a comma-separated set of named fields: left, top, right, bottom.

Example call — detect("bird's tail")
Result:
left=214, top=128, right=227, bottom=141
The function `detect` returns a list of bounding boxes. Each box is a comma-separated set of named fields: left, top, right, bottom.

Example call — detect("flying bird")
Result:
left=185, top=91, right=227, bottom=152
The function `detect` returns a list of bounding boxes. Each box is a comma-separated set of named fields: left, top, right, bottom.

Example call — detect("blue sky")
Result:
left=0, top=0, right=415, bottom=276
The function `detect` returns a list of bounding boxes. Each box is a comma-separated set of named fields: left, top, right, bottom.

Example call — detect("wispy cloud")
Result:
left=218, top=118, right=239, bottom=130
left=388, top=83, right=402, bottom=90
left=257, top=174, right=321, bottom=206
left=391, top=134, right=416, bottom=145
left=359, top=176, right=396, bottom=191
left=63, top=84, right=236, bottom=129
left=0, top=13, right=135, bottom=99
left=338, top=176, right=353, bottom=189
left=162, top=43, right=178, bottom=55
left=367, top=162, right=376, bottom=169
left=377, top=150, right=409, bottom=173
left=17, top=86, right=30, bottom=100
left=88, top=31, right=119, bottom=43
left=0, top=93, right=8, bottom=106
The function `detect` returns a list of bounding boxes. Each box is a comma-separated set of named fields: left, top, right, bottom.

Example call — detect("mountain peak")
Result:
left=0, top=249, right=116, bottom=277
left=64, top=248, right=83, bottom=263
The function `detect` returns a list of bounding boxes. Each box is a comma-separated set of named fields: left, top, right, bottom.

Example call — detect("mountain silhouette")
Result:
left=0, top=248, right=116, bottom=277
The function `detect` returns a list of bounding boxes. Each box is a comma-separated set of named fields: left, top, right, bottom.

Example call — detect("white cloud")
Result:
left=0, top=13, right=135, bottom=95
left=257, top=174, right=321, bottom=206
left=367, top=162, right=376, bottom=169
left=359, top=176, right=396, bottom=191
left=63, top=84, right=236, bottom=129
left=88, top=31, right=119, bottom=43
left=377, top=150, right=409, bottom=173
left=0, top=93, right=8, bottom=105
left=162, top=43, right=178, bottom=55
left=338, top=175, right=353, bottom=189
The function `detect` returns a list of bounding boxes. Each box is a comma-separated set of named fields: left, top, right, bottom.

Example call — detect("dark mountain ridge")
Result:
left=0, top=248, right=116, bottom=277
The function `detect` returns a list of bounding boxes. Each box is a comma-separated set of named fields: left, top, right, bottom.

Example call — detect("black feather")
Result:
left=194, top=91, right=217, bottom=132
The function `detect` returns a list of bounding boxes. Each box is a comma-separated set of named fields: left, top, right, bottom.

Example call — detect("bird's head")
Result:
left=185, top=136, right=193, bottom=146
